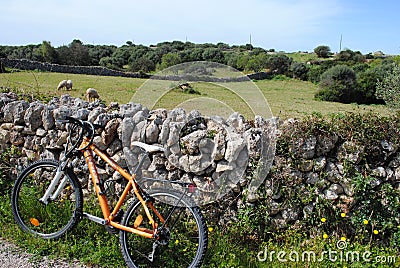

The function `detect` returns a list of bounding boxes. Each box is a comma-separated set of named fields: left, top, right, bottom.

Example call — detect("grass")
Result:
left=0, top=71, right=145, bottom=103
left=0, top=70, right=395, bottom=119
left=1, top=191, right=399, bottom=267
left=255, top=79, right=393, bottom=118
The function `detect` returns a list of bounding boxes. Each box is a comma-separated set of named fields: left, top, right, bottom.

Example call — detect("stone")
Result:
left=119, top=102, right=142, bottom=118
left=337, top=141, right=364, bottom=164
left=371, top=167, right=386, bottom=178
left=324, top=189, right=338, bottom=200
left=314, top=156, right=326, bottom=172
left=24, top=102, right=44, bottom=130
left=93, top=136, right=107, bottom=150
left=106, top=139, right=122, bottom=156
left=41, top=107, right=55, bottom=130
left=35, top=128, right=47, bottom=137
left=180, top=130, right=207, bottom=155
left=316, top=133, right=338, bottom=156
left=10, top=131, right=24, bottom=146
left=145, top=121, right=160, bottom=144
left=102, top=118, right=120, bottom=146
left=88, top=107, right=106, bottom=123
left=11, top=101, right=29, bottom=124
left=72, top=108, right=90, bottom=120
left=121, top=117, right=135, bottom=148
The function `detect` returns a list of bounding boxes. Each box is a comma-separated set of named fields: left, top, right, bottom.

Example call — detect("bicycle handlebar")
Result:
left=57, top=116, right=99, bottom=157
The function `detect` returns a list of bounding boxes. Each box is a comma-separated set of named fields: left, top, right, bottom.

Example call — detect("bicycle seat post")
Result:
left=133, top=151, right=149, bottom=178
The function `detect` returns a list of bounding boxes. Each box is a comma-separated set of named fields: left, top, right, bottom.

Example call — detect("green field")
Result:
left=0, top=71, right=394, bottom=118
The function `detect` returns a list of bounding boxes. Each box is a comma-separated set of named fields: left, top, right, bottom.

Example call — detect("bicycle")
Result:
left=11, top=116, right=208, bottom=268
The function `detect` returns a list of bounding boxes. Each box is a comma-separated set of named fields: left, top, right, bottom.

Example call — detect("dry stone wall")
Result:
left=0, top=92, right=399, bottom=232
left=0, top=58, right=271, bottom=81
left=0, top=58, right=149, bottom=78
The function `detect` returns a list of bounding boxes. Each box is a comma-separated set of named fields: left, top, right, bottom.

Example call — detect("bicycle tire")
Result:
left=11, top=159, right=83, bottom=239
left=119, top=189, right=208, bottom=268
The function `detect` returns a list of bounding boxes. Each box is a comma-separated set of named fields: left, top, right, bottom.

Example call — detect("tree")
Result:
left=290, top=62, right=309, bottom=80
left=159, top=52, right=181, bottom=70
left=336, top=49, right=365, bottom=63
left=376, top=64, right=400, bottom=108
left=315, top=65, right=357, bottom=103
left=245, top=53, right=268, bottom=72
left=266, top=54, right=292, bottom=75
left=40, top=41, right=57, bottom=63
left=202, top=48, right=225, bottom=64
left=129, top=57, right=155, bottom=72
left=314, top=45, right=331, bottom=58
left=87, top=45, right=116, bottom=65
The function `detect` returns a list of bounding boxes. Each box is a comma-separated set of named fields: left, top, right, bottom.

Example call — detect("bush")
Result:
left=314, top=45, right=331, bottom=58
left=315, top=65, right=357, bottom=103
left=128, top=57, right=155, bottom=72
left=376, top=63, right=400, bottom=108
left=290, top=62, right=309, bottom=80
left=266, top=54, right=292, bottom=75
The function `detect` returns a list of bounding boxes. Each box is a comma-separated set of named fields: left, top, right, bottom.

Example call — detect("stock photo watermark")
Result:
left=257, top=240, right=397, bottom=264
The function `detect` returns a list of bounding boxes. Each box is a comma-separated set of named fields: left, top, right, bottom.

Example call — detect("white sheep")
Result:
left=57, top=79, right=73, bottom=90
left=86, top=88, right=100, bottom=102
left=57, top=80, right=68, bottom=90
left=66, top=80, right=73, bottom=90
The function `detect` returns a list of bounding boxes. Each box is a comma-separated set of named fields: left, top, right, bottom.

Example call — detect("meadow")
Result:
left=0, top=70, right=393, bottom=119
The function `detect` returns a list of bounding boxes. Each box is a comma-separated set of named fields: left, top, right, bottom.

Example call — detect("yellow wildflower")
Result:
left=373, top=230, right=379, bottom=235
left=341, top=213, right=346, bottom=218
left=321, top=218, right=326, bottom=223
left=341, top=237, right=346, bottom=241
left=363, top=219, right=369, bottom=225
left=208, top=227, right=214, bottom=232
left=323, top=233, right=329, bottom=239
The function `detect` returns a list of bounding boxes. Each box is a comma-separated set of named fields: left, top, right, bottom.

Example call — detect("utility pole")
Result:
left=339, top=34, right=343, bottom=52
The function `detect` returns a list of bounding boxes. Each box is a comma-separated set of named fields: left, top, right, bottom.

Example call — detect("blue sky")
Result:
left=1, top=0, right=399, bottom=54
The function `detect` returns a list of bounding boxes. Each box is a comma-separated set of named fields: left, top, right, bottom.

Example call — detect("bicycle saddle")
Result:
left=132, top=141, right=165, bottom=153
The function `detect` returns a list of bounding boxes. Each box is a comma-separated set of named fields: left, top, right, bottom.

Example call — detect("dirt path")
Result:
left=0, top=238, right=89, bottom=268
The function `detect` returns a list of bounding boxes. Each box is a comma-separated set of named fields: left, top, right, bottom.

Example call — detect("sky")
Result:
left=1, top=0, right=399, bottom=55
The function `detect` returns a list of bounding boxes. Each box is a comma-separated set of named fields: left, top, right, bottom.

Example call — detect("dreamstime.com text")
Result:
left=257, top=241, right=397, bottom=264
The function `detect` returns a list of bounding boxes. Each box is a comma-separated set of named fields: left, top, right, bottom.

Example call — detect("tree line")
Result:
left=1, top=40, right=399, bottom=107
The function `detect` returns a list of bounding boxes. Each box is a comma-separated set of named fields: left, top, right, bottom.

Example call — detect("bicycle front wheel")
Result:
left=120, top=189, right=208, bottom=268
left=11, top=159, right=83, bottom=239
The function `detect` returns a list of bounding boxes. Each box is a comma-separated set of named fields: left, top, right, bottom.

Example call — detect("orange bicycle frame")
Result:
left=79, top=138, right=165, bottom=239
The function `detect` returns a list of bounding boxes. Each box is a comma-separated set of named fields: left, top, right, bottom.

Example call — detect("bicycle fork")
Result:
left=39, top=160, right=69, bottom=205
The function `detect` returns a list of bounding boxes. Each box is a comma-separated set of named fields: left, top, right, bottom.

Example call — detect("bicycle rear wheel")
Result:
left=120, top=189, right=208, bottom=268
left=11, top=159, right=83, bottom=239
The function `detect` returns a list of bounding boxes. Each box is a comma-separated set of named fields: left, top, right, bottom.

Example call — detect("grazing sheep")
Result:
left=57, top=80, right=68, bottom=90
left=86, top=88, right=99, bottom=102
left=66, top=80, right=73, bottom=90
left=57, top=79, right=73, bottom=90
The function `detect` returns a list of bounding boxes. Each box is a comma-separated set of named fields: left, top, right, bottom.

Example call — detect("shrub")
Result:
left=266, top=54, right=292, bottom=75
left=315, top=65, right=357, bottom=103
left=376, top=63, right=400, bottom=108
left=159, top=52, right=181, bottom=70
left=290, top=62, right=309, bottom=80
left=314, top=45, right=331, bottom=58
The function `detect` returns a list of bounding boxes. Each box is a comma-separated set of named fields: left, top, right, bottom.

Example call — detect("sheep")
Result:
left=66, top=80, right=73, bottom=90
left=86, top=88, right=99, bottom=102
left=57, top=79, right=73, bottom=90
left=57, top=80, right=68, bottom=90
